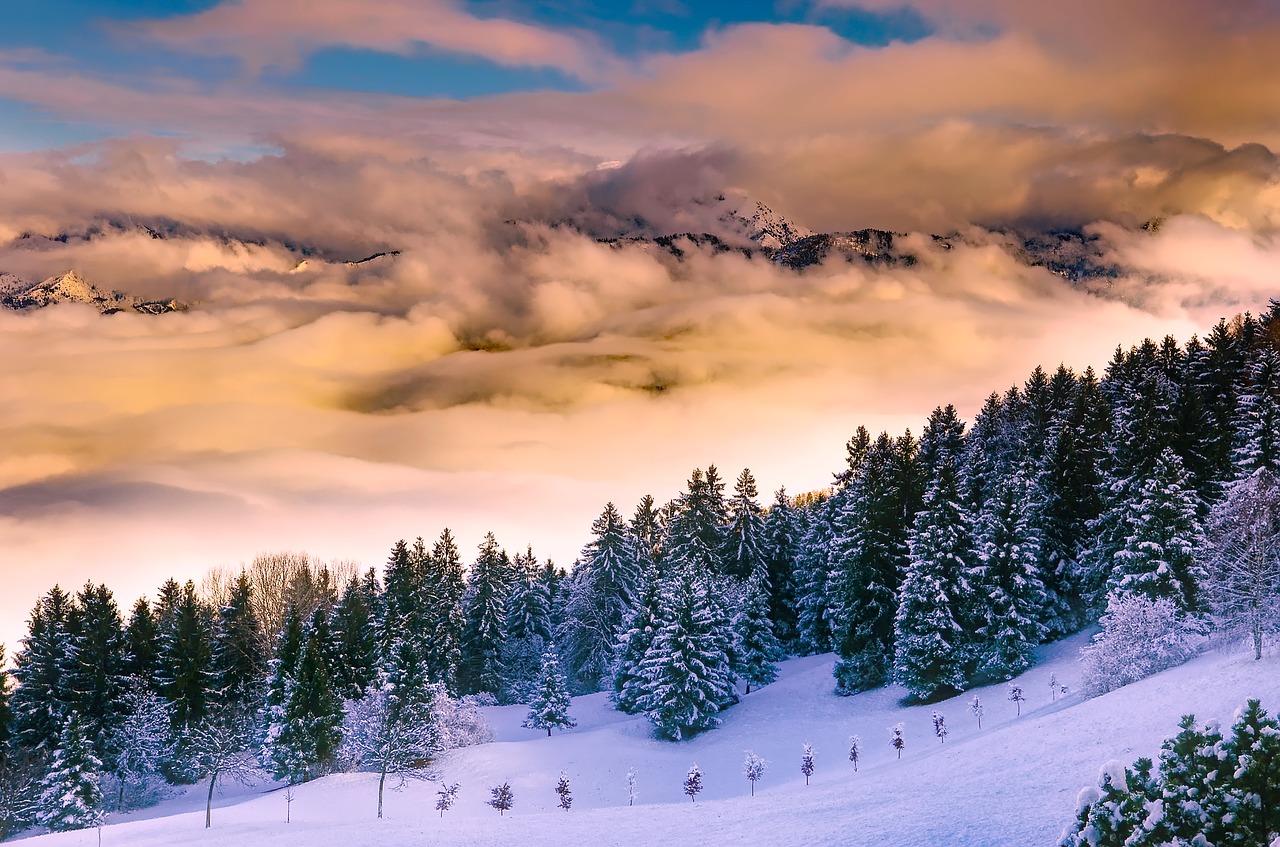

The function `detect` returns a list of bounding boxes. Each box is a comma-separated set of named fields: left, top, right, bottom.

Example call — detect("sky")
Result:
left=2, top=0, right=1280, bottom=652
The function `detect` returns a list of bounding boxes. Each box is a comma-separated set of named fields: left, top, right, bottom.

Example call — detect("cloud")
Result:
left=135, top=0, right=623, bottom=81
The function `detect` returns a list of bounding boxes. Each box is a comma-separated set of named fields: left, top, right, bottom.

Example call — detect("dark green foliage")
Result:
left=761, top=487, right=800, bottom=647
left=267, top=631, right=344, bottom=782
left=124, top=597, right=160, bottom=684
left=459, top=533, right=509, bottom=696
left=329, top=574, right=379, bottom=700
left=722, top=468, right=767, bottom=581
left=65, top=582, right=130, bottom=764
left=11, top=586, right=75, bottom=752
left=563, top=504, right=641, bottom=693
left=37, top=714, right=106, bottom=832
left=158, top=582, right=214, bottom=730
left=735, top=562, right=783, bottom=692
left=211, top=572, right=266, bottom=714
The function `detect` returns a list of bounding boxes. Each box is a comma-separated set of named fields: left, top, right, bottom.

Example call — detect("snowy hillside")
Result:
left=17, top=634, right=1279, bottom=847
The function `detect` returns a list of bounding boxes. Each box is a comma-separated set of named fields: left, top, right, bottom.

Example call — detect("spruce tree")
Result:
left=555, top=772, right=572, bottom=810
left=123, top=598, right=160, bottom=685
left=1153, top=714, right=1232, bottom=845
left=973, top=467, right=1049, bottom=679
left=563, top=504, right=641, bottom=692
left=459, top=533, right=509, bottom=696
left=722, top=469, right=767, bottom=581
left=11, top=586, right=75, bottom=752
left=1232, top=347, right=1280, bottom=478
left=523, top=647, right=577, bottom=736
left=793, top=495, right=835, bottom=655
left=761, top=487, right=800, bottom=646
left=502, top=552, right=553, bottom=703
left=734, top=562, right=782, bottom=693
left=65, top=583, right=129, bottom=763
left=893, top=463, right=973, bottom=700
left=330, top=575, right=379, bottom=700
left=158, top=582, right=214, bottom=731
left=1221, top=699, right=1280, bottom=844
left=37, top=714, right=106, bottom=832
left=664, top=469, right=726, bottom=575
left=1059, top=759, right=1158, bottom=847
left=0, top=645, right=10, bottom=755
left=266, top=631, right=344, bottom=782
left=426, top=530, right=466, bottom=691
left=211, top=571, right=265, bottom=715
left=633, top=565, right=734, bottom=740
left=1109, top=448, right=1206, bottom=613
left=611, top=561, right=662, bottom=715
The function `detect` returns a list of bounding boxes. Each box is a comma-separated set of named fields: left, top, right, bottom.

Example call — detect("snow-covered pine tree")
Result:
left=210, top=571, right=265, bottom=715
left=1232, top=347, right=1280, bottom=478
left=1058, top=759, right=1158, bottom=847
left=11, top=586, right=75, bottom=752
left=889, top=723, right=905, bottom=759
left=761, top=487, right=800, bottom=647
left=633, top=565, right=735, bottom=740
left=973, top=467, right=1049, bottom=680
left=664, top=469, right=727, bottom=576
left=123, top=597, right=160, bottom=684
left=459, top=533, right=509, bottom=697
left=501, top=549, right=553, bottom=703
left=611, top=559, right=661, bottom=715
left=0, top=749, right=41, bottom=840
left=793, top=494, right=835, bottom=655
left=683, top=763, right=702, bottom=802
left=1153, top=714, right=1232, bottom=846
left=743, top=750, right=766, bottom=796
left=734, top=560, right=783, bottom=693
left=487, top=782, right=514, bottom=815
left=627, top=767, right=637, bottom=806
left=555, top=772, right=572, bottom=810
left=329, top=574, right=379, bottom=700
left=37, top=714, right=106, bottom=832
left=522, top=647, right=576, bottom=736
left=1109, top=448, right=1206, bottom=613
left=0, top=645, right=9, bottom=754
left=435, top=781, right=460, bottom=816
left=1221, top=699, right=1280, bottom=843
left=830, top=432, right=909, bottom=693
left=425, top=530, right=466, bottom=692
left=893, top=461, right=973, bottom=700
left=970, top=694, right=983, bottom=729
left=563, top=503, right=641, bottom=693
left=342, top=655, right=440, bottom=819
left=722, top=469, right=768, bottom=581
left=158, top=581, right=214, bottom=732
left=66, top=582, right=130, bottom=763
left=630, top=495, right=664, bottom=571
left=266, top=629, right=344, bottom=782
left=800, top=743, right=814, bottom=785
left=932, top=712, right=947, bottom=744
left=848, top=735, right=861, bottom=771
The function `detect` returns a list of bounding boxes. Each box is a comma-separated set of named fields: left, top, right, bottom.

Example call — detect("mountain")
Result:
left=0, top=270, right=187, bottom=314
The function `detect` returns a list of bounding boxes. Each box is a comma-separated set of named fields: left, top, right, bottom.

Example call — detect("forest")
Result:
left=2, top=304, right=1280, bottom=838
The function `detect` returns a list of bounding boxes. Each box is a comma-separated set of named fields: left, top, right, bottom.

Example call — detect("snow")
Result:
left=16, top=632, right=1280, bottom=847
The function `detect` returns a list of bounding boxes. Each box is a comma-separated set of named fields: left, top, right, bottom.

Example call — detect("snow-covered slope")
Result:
left=0, top=270, right=186, bottom=314
left=19, top=634, right=1280, bottom=847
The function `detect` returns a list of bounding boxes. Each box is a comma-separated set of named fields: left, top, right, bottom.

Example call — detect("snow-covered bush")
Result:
left=1079, top=594, right=1200, bottom=697
left=434, top=688, right=494, bottom=749
left=743, top=751, right=766, bottom=796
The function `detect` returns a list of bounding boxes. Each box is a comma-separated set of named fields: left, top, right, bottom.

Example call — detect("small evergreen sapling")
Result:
left=522, top=647, right=577, bottom=737
left=488, top=782, right=514, bottom=815
left=1008, top=683, right=1026, bottom=716
left=889, top=723, right=905, bottom=759
left=848, top=735, right=861, bottom=772
left=743, top=751, right=766, bottom=796
left=1050, top=673, right=1058, bottom=701
left=932, top=712, right=948, bottom=744
left=435, top=782, right=460, bottom=817
left=284, top=784, right=294, bottom=824
left=627, top=768, right=637, bottom=807
left=971, top=694, right=984, bottom=729
left=801, top=743, right=815, bottom=785
left=684, top=763, right=703, bottom=803
left=555, top=773, right=572, bottom=810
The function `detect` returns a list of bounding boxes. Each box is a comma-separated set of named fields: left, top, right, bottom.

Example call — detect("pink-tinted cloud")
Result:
left=136, top=0, right=623, bottom=81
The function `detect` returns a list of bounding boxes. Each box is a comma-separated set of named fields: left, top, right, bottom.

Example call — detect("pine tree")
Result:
left=793, top=495, right=835, bottom=655
left=1008, top=683, right=1026, bottom=716
left=973, top=467, right=1049, bottom=679
left=1109, top=448, right=1206, bottom=613
left=425, top=530, right=466, bottom=691
left=66, top=582, right=129, bottom=764
left=211, top=571, right=265, bottom=715
left=800, top=743, right=815, bottom=785
left=123, top=598, right=160, bottom=685
left=522, top=647, right=577, bottom=736
left=633, top=565, right=734, bottom=740
left=761, top=487, right=800, bottom=646
left=971, top=694, right=983, bottom=728
left=683, top=763, right=702, bottom=802
left=889, top=723, right=905, bottom=759
left=502, top=551, right=553, bottom=703
left=0, top=645, right=10, bottom=756
left=330, top=574, right=379, bottom=700
left=743, top=750, right=766, bottom=796
left=158, top=582, right=214, bottom=731
left=555, top=772, right=572, bottom=810
left=932, top=712, right=948, bottom=743
left=563, top=503, right=642, bottom=693
left=722, top=469, right=768, bottom=580
left=1233, top=347, right=1280, bottom=477
left=1154, top=714, right=1232, bottom=845
left=611, top=560, right=662, bottom=715
left=266, top=630, right=344, bottom=782
left=1059, top=759, right=1157, bottom=847
left=848, top=735, right=861, bottom=771
left=11, top=586, right=75, bottom=752
left=1221, top=699, right=1280, bottom=844
left=37, top=714, right=105, bottom=832
left=664, top=469, right=726, bottom=575
left=893, top=463, right=973, bottom=700
left=459, top=533, right=509, bottom=697
left=734, top=561, right=782, bottom=693
left=488, top=782, right=514, bottom=815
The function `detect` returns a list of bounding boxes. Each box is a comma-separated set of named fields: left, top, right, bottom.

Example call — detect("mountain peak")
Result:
left=0, top=269, right=187, bottom=314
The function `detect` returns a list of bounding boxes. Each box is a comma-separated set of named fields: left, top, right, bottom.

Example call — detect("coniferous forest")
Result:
left=3, top=305, right=1280, bottom=839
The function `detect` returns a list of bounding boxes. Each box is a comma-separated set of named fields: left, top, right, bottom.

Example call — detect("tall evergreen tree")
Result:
left=0, top=645, right=11, bottom=756
left=424, top=530, right=466, bottom=691
left=563, top=504, right=642, bottom=692
left=158, top=582, right=214, bottom=731
left=893, top=463, right=973, bottom=700
left=973, top=468, right=1048, bottom=679
left=630, top=495, right=664, bottom=570
left=722, top=469, right=768, bottom=580
left=1221, top=698, right=1280, bottom=844
left=793, top=495, right=835, bottom=655
left=1109, top=448, right=1206, bottom=613
left=502, top=549, right=553, bottom=703
left=66, top=582, right=129, bottom=761
left=1232, top=347, right=1280, bottom=478
left=734, top=562, right=782, bottom=693
left=266, top=631, right=343, bottom=782
left=329, top=574, right=379, bottom=701
left=11, top=586, right=75, bottom=752
left=761, top=487, right=800, bottom=647
left=37, top=715, right=106, bottom=832
left=611, top=560, right=663, bottom=715
left=665, top=469, right=727, bottom=575
left=459, top=533, right=509, bottom=696
left=211, top=571, right=265, bottom=715
left=123, top=598, right=160, bottom=685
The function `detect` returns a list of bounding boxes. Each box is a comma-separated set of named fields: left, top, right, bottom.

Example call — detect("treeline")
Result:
left=3, top=304, right=1280, bottom=836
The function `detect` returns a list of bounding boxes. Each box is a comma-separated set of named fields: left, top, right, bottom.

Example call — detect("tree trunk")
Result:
left=547, top=728, right=551, bottom=737
left=1254, top=614, right=1264, bottom=661
left=206, top=771, right=218, bottom=829
left=378, top=767, right=387, bottom=819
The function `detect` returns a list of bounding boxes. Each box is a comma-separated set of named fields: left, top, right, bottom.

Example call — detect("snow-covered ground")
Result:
left=18, top=633, right=1280, bottom=847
